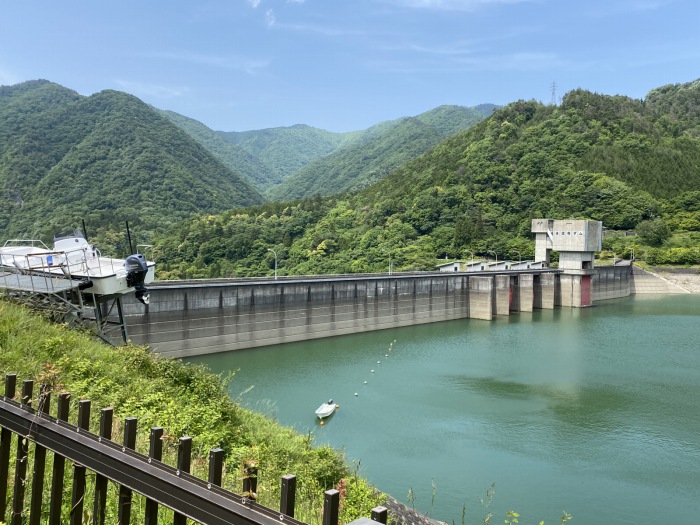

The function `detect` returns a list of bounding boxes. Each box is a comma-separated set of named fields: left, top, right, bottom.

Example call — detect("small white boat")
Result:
left=315, top=399, right=336, bottom=420
left=1, top=229, right=155, bottom=304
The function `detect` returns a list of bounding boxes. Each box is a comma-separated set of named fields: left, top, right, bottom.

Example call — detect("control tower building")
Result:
left=532, top=219, right=603, bottom=307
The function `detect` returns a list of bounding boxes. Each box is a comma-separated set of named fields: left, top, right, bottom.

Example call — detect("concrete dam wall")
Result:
left=124, top=272, right=550, bottom=358
left=123, top=267, right=632, bottom=358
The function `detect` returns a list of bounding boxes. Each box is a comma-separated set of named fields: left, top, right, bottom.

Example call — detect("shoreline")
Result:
left=647, top=267, right=700, bottom=293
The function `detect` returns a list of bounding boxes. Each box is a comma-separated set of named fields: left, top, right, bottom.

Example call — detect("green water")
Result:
left=187, top=295, right=700, bottom=525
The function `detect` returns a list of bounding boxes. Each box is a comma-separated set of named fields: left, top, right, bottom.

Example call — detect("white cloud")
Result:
left=368, top=50, right=566, bottom=74
left=114, top=80, right=188, bottom=99
left=248, top=0, right=262, bottom=8
left=272, top=20, right=367, bottom=37
left=589, top=0, right=677, bottom=17
left=0, top=66, right=21, bottom=86
left=379, top=0, right=536, bottom=10
left=266, top=9, right=276, bottom=27
left=141, top=51, right=269, bottom=75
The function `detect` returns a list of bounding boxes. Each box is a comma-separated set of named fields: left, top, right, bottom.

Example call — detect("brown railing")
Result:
left=0, top=374, right=388, bottom=525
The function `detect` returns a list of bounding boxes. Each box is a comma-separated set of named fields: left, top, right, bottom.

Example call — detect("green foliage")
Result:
left=645, top=246, right=700, bottom=265
left=4, top=79, right=700, bottom=278
left=156, top=83, right=700, bottom=277
left=635, top=218, right=670, bottom=246
left=158, top=108, right=281, bottom=190
left=0, top=80, right=263, bottom=248
left=266, top=105, right=492, bottom=201
left=0, top=299, right=385, bottom=522
left=219, top=124, right=354, bottom=185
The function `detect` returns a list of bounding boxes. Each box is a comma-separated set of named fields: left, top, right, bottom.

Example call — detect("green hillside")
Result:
left=266, top=105, right=495, bottom=201
left=0, top=80, right=263, bottom=248
left=0, top=300, right=384, bottom=523
left=164, top=104, right=493, bottom=201
left=218, top=124, right=356, bottom=183
left=157, top=109, right=281, bottom=191
left=155, top=80, right=700, bottom=279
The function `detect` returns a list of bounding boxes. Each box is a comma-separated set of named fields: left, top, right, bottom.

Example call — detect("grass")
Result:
left=0, top=298, right=385, bottom=524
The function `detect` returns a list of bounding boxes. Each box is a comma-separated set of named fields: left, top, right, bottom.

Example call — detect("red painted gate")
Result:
left=581, top=274, right=591, bottom=306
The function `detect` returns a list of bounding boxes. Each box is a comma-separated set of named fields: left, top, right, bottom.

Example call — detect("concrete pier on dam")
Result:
left=120, top=266, right=632, bottom=359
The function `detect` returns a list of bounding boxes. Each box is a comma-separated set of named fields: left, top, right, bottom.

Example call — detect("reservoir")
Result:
left=186, top=295, right=700, bottom=525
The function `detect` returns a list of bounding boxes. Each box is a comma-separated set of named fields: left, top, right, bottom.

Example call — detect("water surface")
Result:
left=187, top=295, right=700, bottom=524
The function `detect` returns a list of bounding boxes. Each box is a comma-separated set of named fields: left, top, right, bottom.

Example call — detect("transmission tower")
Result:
left=550, top=81, right=557, bottom=106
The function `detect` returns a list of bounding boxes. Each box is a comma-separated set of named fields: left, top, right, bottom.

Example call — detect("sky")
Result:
left=1, top=0, right=699, bottom=133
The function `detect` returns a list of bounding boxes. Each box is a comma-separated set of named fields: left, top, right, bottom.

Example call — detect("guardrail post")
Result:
left=280, top=474, right=296, bottom=518
left=322, top=489, right=340, bottom=525
left=28, top=386, right=51, bottom=525
left=70, top=399, right=91, bottom=525
left=49, top=392, right=71, bottom=525
left=242, top=461, right=258, bottom=500
left=144, top=427, right=164, bottom=525
left=371, top=506, right=388, bottom=524
left=11, top=380, right=33, bottom=525
left=208, top=447, right=224, bottom=487
left=93, top=407, right=113, bottom=525
left=173, top=436, right=192, bottom=525
left=0, top=373, right=17, bottom=523
left=118, top=417, right=137, bottom=525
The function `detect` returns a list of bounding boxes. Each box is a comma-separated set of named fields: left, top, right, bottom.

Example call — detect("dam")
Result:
left=121, top=265, right=635, bottom=358
left=120, top=218, right=636, bottom=358
left=0, top=218, right=682, bottom=357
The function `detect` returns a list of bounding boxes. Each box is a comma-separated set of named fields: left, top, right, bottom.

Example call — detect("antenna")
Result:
left=82, top=218, right=89, bottom=242
left=550, top=81, right=557, bottom=106
left=126, top=221, right=134, bottom=254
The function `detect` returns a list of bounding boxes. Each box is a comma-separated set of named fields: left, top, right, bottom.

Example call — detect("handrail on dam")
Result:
left=147, top=268, right=562, bottom=288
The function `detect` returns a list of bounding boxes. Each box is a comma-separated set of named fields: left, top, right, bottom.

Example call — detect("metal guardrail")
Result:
left=149, top=267, right=561, bottom=288
left=0, top=375, right=388, bottom=525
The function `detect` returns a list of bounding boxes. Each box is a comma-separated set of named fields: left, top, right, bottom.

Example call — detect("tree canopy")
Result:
left=154, top=81, right=700, bottom=279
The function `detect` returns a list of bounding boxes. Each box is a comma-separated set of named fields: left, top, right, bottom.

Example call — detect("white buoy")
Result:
left=364, top=381, right=367, bottom=384
left=354, top=392, right=358, bottom=396
left=377, top=360, right=381, bottom=364
left=371, top=369, right=375, bottom=373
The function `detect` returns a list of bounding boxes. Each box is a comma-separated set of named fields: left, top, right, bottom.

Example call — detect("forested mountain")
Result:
left=155, top=80, right=700, bottom=279
left=218, top=124, right=357, bottom=184
left=0, top=80, right=263, bottom=249
left=164, top=104, right=493, bottom=201
left=265, top=105, right=495, bottom=200
left=157, top=109, right=279, bottom=190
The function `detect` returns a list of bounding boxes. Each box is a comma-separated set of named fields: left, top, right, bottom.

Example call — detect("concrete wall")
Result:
left=629, top=266, right=690, bottom=294
left=592, top=266, right=632, bottom=301
left=533, top=273, right=555, bottom=309
left=493, top=275, right=510, bottom=316
left=122, top=273, right=560, bottom=358
left=517, top=274, right=535, bottom=312
left=124, top=274, right=496, bottom=358
left=468, top=276, right=493, bottom=320
left=120, top=268, right=629, bottom=358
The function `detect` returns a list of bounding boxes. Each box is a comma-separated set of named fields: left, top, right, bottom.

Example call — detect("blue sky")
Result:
left=1, top=0, right=698, bottom=132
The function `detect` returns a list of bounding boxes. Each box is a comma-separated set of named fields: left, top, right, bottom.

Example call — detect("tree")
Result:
left=635, top=218, right=670, bottom=246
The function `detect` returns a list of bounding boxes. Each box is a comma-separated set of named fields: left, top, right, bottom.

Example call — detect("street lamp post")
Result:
left=381, top=248, right=393, bottom=275
left=267, top=248, right=278, bottom=280
left=488, top=250, right=498, bottom=266
left=513, top=250, right=521, bottom=263
left=465, top=250, right=474, bottom=271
